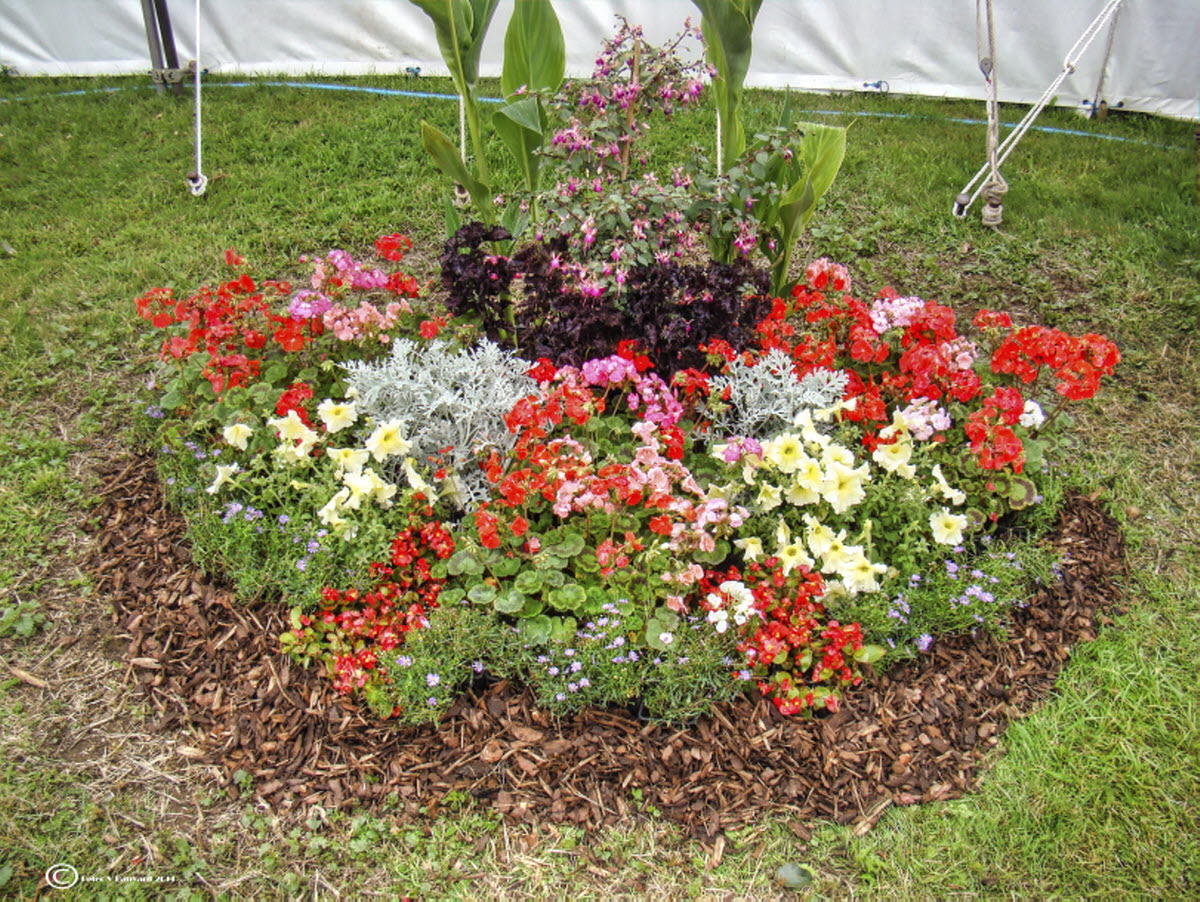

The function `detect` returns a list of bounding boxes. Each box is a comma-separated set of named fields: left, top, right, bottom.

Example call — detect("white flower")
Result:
left=804, top=516, right=838, bottom=558
left=365, top=420, right=411, bottom=462
left=403, top=458, right=437, bottom=499
left=763, top=434, right=805, bottom=474
left=822, top=539, right=860, bottom=574
left=872, top=437, right=913, bottom=474
left=838, top=550, right=888, bottom=595
left=820, top=461, right=870, bottom=514
left=206, top=462, right=240, bottom=494
left=734, top=536, right=765, bottom=561
left=222, top=423, right=253, bottom=451
left=777, top=542, right=815, bottom=576
left=707, top=607, right=730, bottom=633
left=755, top=482, right=783, bottom=511
left=821, top=443, right=856, bottom=468
left=930, top=507, right=969, bottom=545
left=1019, top=399, right=1046, bottom=430
left=317, top=399, right=358, bottom=433
left=930, top=463, right=967, bottom=505
left=268, top=410, right=319, bottom=447
left=658, top=632, right=675, bottom=646
left=327, top=447, right=370, bottom=477
left=318, top=488, right=351, bottom=533
left=787, top=457, right=825, bottom=505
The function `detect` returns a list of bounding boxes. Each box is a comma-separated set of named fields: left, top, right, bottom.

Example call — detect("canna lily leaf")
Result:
left=501, top=0, right=565, bottom=98
left=408, top=0, right=500, bottom=98
left=493, top=97, right=546, bottom=194
left=691, top=0, right=764, bottom=171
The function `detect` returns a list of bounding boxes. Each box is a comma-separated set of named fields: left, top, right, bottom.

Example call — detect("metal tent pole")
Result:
left=142, top=0, right=185, bottom=96
left=140, top=0, right=167, bottom=95
left=1088, top=1, right=1122, bottom=120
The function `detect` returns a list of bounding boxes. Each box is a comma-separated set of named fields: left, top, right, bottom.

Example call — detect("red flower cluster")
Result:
left=965, top=386, right=1027, bottom=472
left=988, top=319, right=1120, bottom=401
left=313, top=508, right=456, bottom=695
left=134, top=265, right=319, bottom=397
left=503, top=382, right=595, bottom=460
left=275, top=381, right=315, bottom=427
left=375, top=233, right=413, bottom=262
left=744, top=275, right=1119, bottom=472
left=702, top=561, right=869, bottom=716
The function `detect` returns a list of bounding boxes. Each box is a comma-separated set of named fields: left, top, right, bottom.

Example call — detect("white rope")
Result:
left=954, top=0, right=1123, bottom=218
left=715, top=107, right=723, bottom=176
left=187, top=0, right=207, bottom=196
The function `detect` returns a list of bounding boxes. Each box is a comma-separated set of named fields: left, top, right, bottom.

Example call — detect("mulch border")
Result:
left=86, top=454, right=1128, bottom=837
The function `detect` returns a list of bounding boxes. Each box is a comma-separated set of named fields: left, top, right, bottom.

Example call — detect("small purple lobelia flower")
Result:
left=916, top=634, right=934, bottom=652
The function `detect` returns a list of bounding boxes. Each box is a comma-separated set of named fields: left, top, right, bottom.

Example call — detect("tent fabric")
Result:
left=2, top=1, right=1196, bottom=120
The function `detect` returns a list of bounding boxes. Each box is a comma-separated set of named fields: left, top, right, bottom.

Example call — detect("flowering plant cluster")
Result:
left=137, top=236, right=431, bottom=435
left=139, top=219, right=1117, bottom=725
left=700, top=562, right=881, bottom=714
left=281, top=496, right=455, bottom=696
left=438, top=17, right=837, bottom=378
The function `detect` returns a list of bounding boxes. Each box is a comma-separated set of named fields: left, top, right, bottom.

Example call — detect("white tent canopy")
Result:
left=2, top=1, right=1196, bottom=120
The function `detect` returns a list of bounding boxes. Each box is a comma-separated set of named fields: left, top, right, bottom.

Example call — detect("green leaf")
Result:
left=493, top=98, right=545, bottom=195
left=447, top=549, right=484, bottom=577
left=691, top=0, right=764, bottom=171
left=781, top=123, right=847, bottom=231
left=520, top=595, right=546, bottom=617
left=408, top=0, right=500, bottom=97
left=493, top=589, right=527, bottom=614
left=514, top=569, right=543, bottom=594
left=549, top=615, right=578, bottom=643
left=160, top=389, right=184, bottom=411
left=501, top=0, right=565, bottom=97
left=552, top=532, right=586, bottom=557
left=770, top=122, right=846, bottom=295
left=520, top=614, right=552, bottom=643
left=263, top=363, right=287, bottom=384
left=491, top=555, right=522, bottom=578
left=438, top=587, right=466, bottom=605
left=468, top=583, right=497, bottom=605
left=854, top=644, right=887, bottom=665
left=420, top=121, right=495, bottom=223
left=547, top=583, right=587, bottom=612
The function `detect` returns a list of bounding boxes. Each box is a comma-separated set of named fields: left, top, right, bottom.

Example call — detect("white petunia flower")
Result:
left=327, top=447, right=370, bottom=477
left=268, top=410, right=319, bottom=447
left=930, top=507, right=969, bottom=545
left=365, top=420, right=411, bottom=462
left=317, top=398, right=358, bottom=433
left=755, top=482, right=783, bottom=511
left=838, top=550, right=888, bottom=595
left=872, top=437, right=913, bottom=474
left=222, top=423, right=253, bottom=451
left=1019, top=399, right=1046, bottom=430
left=820, top=461, right=870, bottom=514
left=206, top=462, right=240, bottom=494
left=734, top=536, right=765, bottom=561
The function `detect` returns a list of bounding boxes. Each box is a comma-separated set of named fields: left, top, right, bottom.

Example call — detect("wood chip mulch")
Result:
left=85, top=454, right=1128, bottom=838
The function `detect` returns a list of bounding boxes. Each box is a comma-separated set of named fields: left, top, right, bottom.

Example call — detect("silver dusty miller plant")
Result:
left=708, top=348, right=848, bottom=439
left=342, top=339, right=537, bottom=509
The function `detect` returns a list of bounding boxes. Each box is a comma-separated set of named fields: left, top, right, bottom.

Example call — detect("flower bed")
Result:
left=135, top=236, right=1118, bottom=726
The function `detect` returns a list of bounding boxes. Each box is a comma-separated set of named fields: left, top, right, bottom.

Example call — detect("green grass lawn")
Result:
left=0, top=71, right=1197, bottom=898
